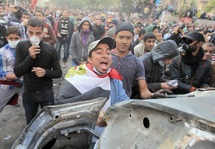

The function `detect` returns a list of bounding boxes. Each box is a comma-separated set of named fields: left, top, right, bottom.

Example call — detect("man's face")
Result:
left=153, top=28, right=159, bottom=37
left=27, top=26, right=44, bottom=39
left=81, top=21, right=90, bottom=31
left=189, top=40, right=200, bottom=51
left=12, top=6, right=19, bottom=13
left=35, top=12, right=44, bottom=21
left=21, top=14, right=30, bottom=26
left=88, top=43, right=112, bottom=74
left=144, top=38, right=156, bottom=52
left=134, top=27, right=141, bottom=34
left=163, top=58, right=173, bottom=65
left=156, top=33, right=163, bottom=42
left=203, top=45, right=214, bottom=60
left=204, top=32, right=212, bottom=42
left=94, top=15, right=101, bottom=26
left=62, top=11, right=69, bottom=18
left=114, top=31, right=133, bottom=54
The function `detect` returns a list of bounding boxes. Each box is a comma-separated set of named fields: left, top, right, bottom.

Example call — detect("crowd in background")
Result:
left=1, top=1, right=215, bottom=148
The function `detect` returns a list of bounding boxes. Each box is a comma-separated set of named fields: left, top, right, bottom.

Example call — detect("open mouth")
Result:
left=100, top=61, right=108, bottom=66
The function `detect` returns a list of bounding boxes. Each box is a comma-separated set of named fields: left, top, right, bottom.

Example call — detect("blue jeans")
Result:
left=56, top=38, right=70, bottom=62
left=22, top=88, right=54, bottom=124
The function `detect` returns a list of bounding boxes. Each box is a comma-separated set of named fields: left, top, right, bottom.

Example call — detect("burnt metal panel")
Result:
left=99, top=91, right=215, bottom=148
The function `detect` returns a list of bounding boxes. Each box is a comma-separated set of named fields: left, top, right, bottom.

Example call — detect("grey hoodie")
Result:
left=70, top=17, right=94, bottom=64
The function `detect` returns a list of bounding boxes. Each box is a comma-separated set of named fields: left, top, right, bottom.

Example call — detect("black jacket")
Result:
left=92, top=24, right=105, bottom=40
left=169, top=48, right=211, bottom=94
left=14, top=40, right=62, bottom=91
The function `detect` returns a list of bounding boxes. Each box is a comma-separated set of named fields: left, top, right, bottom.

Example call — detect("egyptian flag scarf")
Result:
left=56, top=64, right=122, bottom=104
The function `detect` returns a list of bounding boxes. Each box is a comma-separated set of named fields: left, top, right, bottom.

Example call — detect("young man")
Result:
left=111, top=22, right=171, bottom=99
left=0, top=26, right=23, bottom=112
left=20, top=12, right=31, bottom=40
left=92, top=14, right=105, bottom=40
left=132, top=28, right=145, bottom=47
left=57, top=36, right=128, bottom=119
left=169, top=32, right=211, bottom=94
left=202, top=42, right=215, bottom=62
left=56, top=10, right=74, bottom=68
left=202, top=42, right=215, bottom=87
left=35, top=10, right=57, bottom=46
left=70, top=17, right=94, bottom=66
left=14, top=18, right=62, bottom=124
left=139, top=40, right=178, bottom=92
left=134, top=32, right=156, bottom=57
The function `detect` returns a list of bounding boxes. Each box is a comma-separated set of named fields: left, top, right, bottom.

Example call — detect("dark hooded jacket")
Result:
left=70, top=17, right=94, bottom=65
left=139, top=40, right=178, bottom=92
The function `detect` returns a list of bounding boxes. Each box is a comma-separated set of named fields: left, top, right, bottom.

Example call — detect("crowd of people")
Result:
left=0, top=2, right=215, bottom=148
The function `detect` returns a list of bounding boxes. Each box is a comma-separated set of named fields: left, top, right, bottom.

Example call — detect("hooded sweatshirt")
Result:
left=70, top=17, right=94, bottom=64
left=139, top=40, right=178, bottom=92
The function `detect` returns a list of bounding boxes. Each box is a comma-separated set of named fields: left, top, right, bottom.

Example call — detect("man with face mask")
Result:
left=14, top=18, right=62, bottom=125
left=0, top=26, right=23, bottom=112
left=168, top=31, right=211, bottom=94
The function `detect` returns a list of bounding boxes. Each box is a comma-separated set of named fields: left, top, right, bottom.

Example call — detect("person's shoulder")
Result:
left=72, top=31, right=79, bottom=36
left=111, top=79, right=124, bottom=87
left=17, top=40, right=31, bottom=48
left=134, top=42, right=143, bottom=50
left=41, top=42, right=55, bottom=49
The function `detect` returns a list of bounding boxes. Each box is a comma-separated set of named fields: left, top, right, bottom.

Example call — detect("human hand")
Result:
left=32, top=67, right=46, bottom=77
left=96, top=110, right=107, bottom=127
left=167, top=80, right=178, bottom=89
left=29, top=45, right=40, bottom=59
left=172, top=26, right=180, bottom=34
left=152, top=89, right=173, bottom=98
left=161, top=82, right=174, bottom=89
left=57, top=32, right=61, bottom=37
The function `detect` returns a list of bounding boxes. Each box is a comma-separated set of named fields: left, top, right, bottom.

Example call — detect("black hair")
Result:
left=134, top=24, right=142, bottom=29
left=153, top=25, right=159, bottom=31
left=88, top=50, right=93, bottom=58
left=6, top=26, right=21, bottom=37
left=27, top=17, right=44, bottom=29
left=144, top=33, right=156, bottom=42
left=204, top=30, right=212, bottom=35
left=138, top=29, right=145, bottom=36
left=22, top=11, right=31, bottom=17
left=35, top=10, right=45, bottom=17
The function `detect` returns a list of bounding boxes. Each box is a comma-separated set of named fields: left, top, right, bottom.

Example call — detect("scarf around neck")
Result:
left=181, top=48, right=204, bottom=75
left=86, top=63, right=122, bottom=80
left=80, top=29, right=91, bottom=46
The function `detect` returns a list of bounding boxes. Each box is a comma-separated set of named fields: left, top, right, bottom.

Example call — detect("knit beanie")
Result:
left=115, top=22, right=134, bottom=35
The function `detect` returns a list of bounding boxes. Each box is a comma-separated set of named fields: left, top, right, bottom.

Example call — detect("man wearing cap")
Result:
left=57, top=36, right=128, bottom=122
left=169, top=31, right=211, bottom=94
left=111, top=22, right=172, bottom=99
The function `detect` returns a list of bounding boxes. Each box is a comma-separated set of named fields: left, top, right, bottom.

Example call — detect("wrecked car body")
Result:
left=12, top=91, right=215, bottom=149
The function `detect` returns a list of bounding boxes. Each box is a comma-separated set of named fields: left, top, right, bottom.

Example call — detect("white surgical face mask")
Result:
left=207, top=36, right=211, bottom=41
left=8, top=40, right=20, bottom=48
left=29, top=36, right=41, bottom=46
left=56, top=13, right=60, bottom=17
